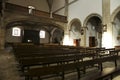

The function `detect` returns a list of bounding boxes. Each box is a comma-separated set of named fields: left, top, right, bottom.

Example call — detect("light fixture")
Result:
left=80, top=27, right=88, bottom=35
left=81, top=28, right=84, bottom=35
left=102, top=24, right=107, bottom=32
left=92, top=26, right=95, bottom=30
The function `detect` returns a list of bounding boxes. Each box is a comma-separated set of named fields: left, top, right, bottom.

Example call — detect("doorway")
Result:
left=89, top=36, right=95, bottom=47
left=22, top=30, right=40, bottom=44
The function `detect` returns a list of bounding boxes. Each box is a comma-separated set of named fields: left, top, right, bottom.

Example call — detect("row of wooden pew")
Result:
left=24, top=55, right=119, bottom=80
left=12, top=44, right=120, bottom=80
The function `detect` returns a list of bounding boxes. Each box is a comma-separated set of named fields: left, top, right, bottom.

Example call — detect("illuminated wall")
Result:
left=110, top=0, right=120, bottom=14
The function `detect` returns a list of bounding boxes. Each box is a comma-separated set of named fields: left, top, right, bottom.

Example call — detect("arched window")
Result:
left=39, top=30, right=45, bottom=38
left=12, top=27, right=21, bottom=36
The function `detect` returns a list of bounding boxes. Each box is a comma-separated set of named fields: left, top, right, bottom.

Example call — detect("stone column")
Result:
left=65, top=0, right=68, bottom=17
left=83, top=26, right=87, bottom=47
left=0, top=0, right=6, bottom=49
left=0, top=28, right=5, bottom=49
left=63, top=0, right=70, bottom=45
left=102, top=0, right=113, bottom=48
left=64, top=0, right=69, bottom=33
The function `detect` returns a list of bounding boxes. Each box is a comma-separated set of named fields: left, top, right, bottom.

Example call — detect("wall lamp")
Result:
left=80, top=28, right=84, bottom=35
left=80, top=27, right=88, bottom=35
left=102, top=24, right=107, bottom=32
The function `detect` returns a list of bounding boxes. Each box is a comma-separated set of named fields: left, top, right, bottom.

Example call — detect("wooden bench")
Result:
left=14, top=46, right=118, bottom=72
left=15, top=50, right=80, bottom=59
left=23, top=55, right=118, bottom=80
left=18, top=53, right=96, bottom=72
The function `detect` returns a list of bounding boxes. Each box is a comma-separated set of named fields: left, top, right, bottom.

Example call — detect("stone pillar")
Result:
left=0, top=12, right=5, bottom=49
left=64, top=0, right=69, bottom=35
left=0, top=28, right=5, bottom=49
left=63, top=0, right=71, bottom=45
left=65, top=0, right=68, bottom=17
left=0, top=0, right=5, bottom=49
left=102, top=0, right=113, bottom=48
left=83, top=26, right=87, bottom=47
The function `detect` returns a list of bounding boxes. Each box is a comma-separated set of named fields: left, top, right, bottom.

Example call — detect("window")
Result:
left=39, top=30, right=45, bottom=38
left=12, top=27, right=21, bottom=36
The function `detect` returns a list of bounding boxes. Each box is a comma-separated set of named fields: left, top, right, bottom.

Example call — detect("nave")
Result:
left=1, top=1, right=120, bottom=80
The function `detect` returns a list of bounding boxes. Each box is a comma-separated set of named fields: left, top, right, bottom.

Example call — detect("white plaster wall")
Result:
left=112, top=18, right=120, bottom=47
left=110, top=0, right=120, bottom=47
left=86, top=23, right=97, bottom=47
left=68, top=0, right=102, bottom=47
left=7, top=0, right=49, bottom=12
left=70, top=23, right=81, bottom=39
left=110, top=0, right=120, bottom=14
left=68, top=0, right=102, bottom=25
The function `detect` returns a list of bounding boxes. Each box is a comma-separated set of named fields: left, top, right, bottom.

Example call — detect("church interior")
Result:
left=0, top=0, right=120, bottom=80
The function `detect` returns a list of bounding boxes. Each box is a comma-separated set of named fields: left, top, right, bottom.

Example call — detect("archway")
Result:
left=83, top=14, right=102, bottom=47
left=52, top=28, right=64, bottom=45
left=111, top=6, right=120, bottom=47
left=5, top=20, right=64, bottom=45
left=69, top=18, right=82, bottom=46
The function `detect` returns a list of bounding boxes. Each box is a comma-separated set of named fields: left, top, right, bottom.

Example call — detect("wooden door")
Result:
left=89, top=36, right=95, bottom=47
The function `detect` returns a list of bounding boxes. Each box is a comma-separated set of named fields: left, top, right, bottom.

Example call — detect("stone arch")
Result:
left=68, top=18, right=82, bottom=41
left=83, top=13, right=102, bottom=47
left=111, top=6, right=120, bottom=22
left=83, top=13, right=102, bottom=27
left=111, top=6, right=120, bottom=47
left=68, top=18, right=82, bottom=46
left=5, top=18, right=65, bottom=44
left=5, top=18, right=64, bottom=30
left=68, top=18, right=82, bottom=30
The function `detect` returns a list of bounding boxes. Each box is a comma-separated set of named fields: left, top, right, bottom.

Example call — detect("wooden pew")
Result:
left=18, top=52, right=96, bottom=72
left=109, top=50, right=119, bottom=56
left=15, top=50, right=80, bottom=59
left=23, top=55, right=118, bottom=80
left=13, top=45, right=83, bottom=70
left=14, top=45, right=117, bottom=73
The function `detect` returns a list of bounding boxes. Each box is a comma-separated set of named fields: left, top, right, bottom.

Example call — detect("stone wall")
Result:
left=0, top=50, right=21, bottom=80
